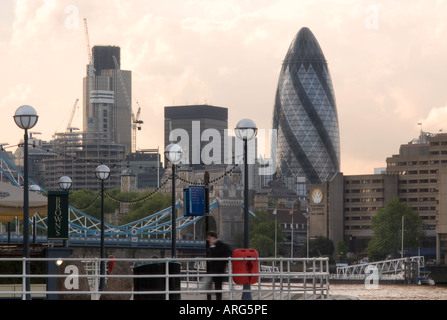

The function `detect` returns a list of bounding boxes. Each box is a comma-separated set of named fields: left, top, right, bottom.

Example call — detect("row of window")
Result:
left=345, top=198, right=384, bottom=203
left=400, top=179, right=437, bottom=183
left=389, top=159, right=447, bottom=166
left=430, top=141, right=447, bottom=146
left=345, top=179, right=384, bottom=184
left=281, top=223, right=306, bottom=230
left=399, top=188, right=437, bottom=193
left=345, top=188, right=384, bottom=193
left=345, top=223, right=436, bottom=230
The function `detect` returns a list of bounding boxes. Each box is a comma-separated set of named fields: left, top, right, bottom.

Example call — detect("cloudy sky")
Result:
left=1, top=0, right=447, bottom=175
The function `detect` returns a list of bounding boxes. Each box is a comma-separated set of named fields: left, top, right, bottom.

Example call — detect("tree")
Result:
left=337, top=240, right=348, bottom=256
left=235, top=210, right=285, bottom=257
left=123, top=192, right=172, bottom=224
left=368, top=197, right=425, bottom=261
left=308, top=236, right=334, bottom=257
left=69, top=189, right=117, bottom=219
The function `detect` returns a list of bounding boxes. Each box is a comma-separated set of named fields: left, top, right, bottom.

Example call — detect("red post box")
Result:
left=231, top=249, right=259, bottom=285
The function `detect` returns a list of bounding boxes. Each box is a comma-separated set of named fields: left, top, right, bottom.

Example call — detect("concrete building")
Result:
left=386, top=132, right=447, bottom=263
left=42, top=131, right=125, bottom=191
left=164, top=105, right=228, bottom=168
left=83, top=46, right=132, bottom=153
left=307, top=173, right=398, bottom=256
left=307, top=132, right=447, bottom=263
left=123, top=149, right=164, bottom=189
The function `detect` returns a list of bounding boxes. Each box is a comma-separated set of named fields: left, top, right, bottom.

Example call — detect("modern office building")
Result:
left=83, top=45, right=132, bottom=153
left=307, top=131, right=447, bottom=262
left=123, top=149, right=164, bottom=189
left=164, top=105, right=228, bottom=168
left=272, top=27, right=340, bottom=193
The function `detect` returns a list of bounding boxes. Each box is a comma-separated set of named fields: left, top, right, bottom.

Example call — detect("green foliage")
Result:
left=367, top=197, right=425, bottom=261
left=68, top=188, right=117, bottom=219
left=68, top=188, right=171, bottom=225
left=0, top=261, right=46, bottom=284
left=267, top=198, right=278, bottom=207
left=309, top=236, right=334, bottom=257
left=337, top=240, right=348, bottom=255
left=123, top=192, right=172, bottom=224
left=234, top=210, right=285, bottom=257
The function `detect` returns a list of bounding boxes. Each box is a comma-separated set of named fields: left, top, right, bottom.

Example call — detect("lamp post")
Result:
left=235, top=118, right=257, bottom=300
left=13, top=105, right=38, bottom=300
left=303, top=210, right=309, bottom=259
left=58, top=176, right=72, bottom=247
left=165, top=144, right=182, bottom=258
left=95, top=165, right=110, bottom=291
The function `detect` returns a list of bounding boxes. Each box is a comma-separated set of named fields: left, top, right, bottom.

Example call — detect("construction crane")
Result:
left=112, top=55, right=143, bottom=153
left=66, top=99, right=79, bottom=132
left=83, top=18, right=95, bottom=77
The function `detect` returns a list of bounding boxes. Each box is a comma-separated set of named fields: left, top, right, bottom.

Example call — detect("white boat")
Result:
left=418, top=270, right=435, bottom=286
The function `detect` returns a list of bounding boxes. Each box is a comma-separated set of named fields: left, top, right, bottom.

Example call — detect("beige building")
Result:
left=342, top=174, right=398, bottom=253
left=387, top=132, right=447, bottom=263
left=308, top=132, right=447, bottom=263
left=307, top=173, right=343, bottom=248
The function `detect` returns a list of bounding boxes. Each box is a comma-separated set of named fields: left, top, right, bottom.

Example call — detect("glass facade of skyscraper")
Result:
left=272, top=27, right=340, bottom=188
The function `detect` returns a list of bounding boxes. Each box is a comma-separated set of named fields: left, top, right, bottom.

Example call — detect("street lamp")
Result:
left=95, top=165, right=110, bottom=291
left=235, top=118, right=257, bottom=300
left=235, top=119, right=257, bottom=248
left=58, top=176, right=72, bottom=248
left=58, top=176, right=72, bottom=191
left=13, top=105, right=38, bottom=299
left=165, top=143, right=182, bottom=258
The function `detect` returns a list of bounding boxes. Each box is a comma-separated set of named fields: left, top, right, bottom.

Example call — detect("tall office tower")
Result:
left=164, top=105, right=228, bottom=167
left=272, top=27, right=340, bottom=192
left=83, top=46, right=132, bottom=153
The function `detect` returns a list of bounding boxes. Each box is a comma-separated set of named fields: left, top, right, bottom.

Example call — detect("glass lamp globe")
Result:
left=95, top=165, right=110, bottom=181
left=58, top=176, right=73, bottom=191
left=235, top=118, right=258, bottom=141
left=14, top=105, right=39, bottom=130
left=165, top=143, right=182, bottom=164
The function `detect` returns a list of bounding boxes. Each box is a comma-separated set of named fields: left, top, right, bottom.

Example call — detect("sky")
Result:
left=1, top=0, right=447, bottom=175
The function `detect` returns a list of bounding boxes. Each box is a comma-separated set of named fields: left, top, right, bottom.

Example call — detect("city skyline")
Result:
left=1, top=1, right=447, bottom=175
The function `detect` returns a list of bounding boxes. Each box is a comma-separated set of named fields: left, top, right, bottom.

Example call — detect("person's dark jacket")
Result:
left=207, top=240, right=232, bottom=274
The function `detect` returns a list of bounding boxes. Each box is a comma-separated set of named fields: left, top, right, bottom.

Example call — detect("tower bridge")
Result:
left=0, top=152, right=218, bottom=251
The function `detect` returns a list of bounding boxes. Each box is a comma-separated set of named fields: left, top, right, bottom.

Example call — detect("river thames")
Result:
left=329, top=283, right=447, bottom=300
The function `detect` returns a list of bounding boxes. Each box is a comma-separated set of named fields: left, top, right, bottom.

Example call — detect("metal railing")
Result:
left=0, top=256, right=330, bottom=300
left=335, top=256, right=424, bottom=279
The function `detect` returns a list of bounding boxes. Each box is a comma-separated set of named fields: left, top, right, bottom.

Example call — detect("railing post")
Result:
left=228, top=257, right=233, bottom=300
left=303, top=258, right=307, bottom=299
left=165, top=260, right=169, bottom=300
left=326, top=258, right=330, bottom=299
left=22, top=257, right=26, bottom=300
left=93, top=258, right=100, bottom=299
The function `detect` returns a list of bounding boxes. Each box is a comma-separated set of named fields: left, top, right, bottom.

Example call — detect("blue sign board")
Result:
left=184, top=186, right=206, bottom=216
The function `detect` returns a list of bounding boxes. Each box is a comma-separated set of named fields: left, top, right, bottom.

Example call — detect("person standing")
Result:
left=206, top=231, right=232, bottom=300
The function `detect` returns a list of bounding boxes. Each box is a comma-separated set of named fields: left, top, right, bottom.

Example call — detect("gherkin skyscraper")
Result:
left=272, top=27, right=340, bottom=187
